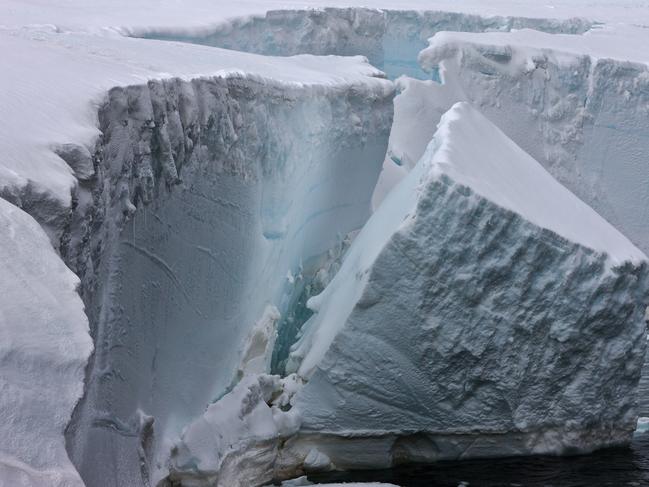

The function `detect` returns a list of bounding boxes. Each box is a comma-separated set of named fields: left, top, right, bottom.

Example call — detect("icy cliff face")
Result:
left=0, top=198, right=92, bottom=487
left=417, top=27, right=649, bottom=255
left=284, top=103, right=649, bottom=471
left=62, top=75, right=392, bottom=486
left=143, top=8, right=591, bottom=80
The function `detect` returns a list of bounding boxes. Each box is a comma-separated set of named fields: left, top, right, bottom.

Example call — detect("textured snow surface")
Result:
left=0, top=198, right=92, bottom=487
left=288, top=103, right=649, bottom=470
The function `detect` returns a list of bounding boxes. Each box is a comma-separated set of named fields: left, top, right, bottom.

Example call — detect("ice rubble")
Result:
left=284, top=102, right=649, bottom=470
left=0, top=198, right=93, bottom=486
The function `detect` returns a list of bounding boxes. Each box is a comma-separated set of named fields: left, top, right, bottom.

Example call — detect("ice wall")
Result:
left=62, top=75, right=393, bottom=487
left=282, top=103, right=649, bottom=472
left=418, top=30, right=649, bottom=256
left=141, top=8, right=591, bottom=80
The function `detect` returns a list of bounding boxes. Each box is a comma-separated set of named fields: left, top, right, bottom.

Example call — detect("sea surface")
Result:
left=309, top=432, right=649, bottom=487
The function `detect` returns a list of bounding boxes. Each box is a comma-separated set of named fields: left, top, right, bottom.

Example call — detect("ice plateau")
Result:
left=286, top=102, right=649, bottom=470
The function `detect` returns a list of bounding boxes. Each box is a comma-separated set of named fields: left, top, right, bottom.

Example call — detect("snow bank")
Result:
left=0, top=198, right=92, bottom=486
left=285, top=103, right=649, bottom=470
left=417, top=25, right=649, bottom=255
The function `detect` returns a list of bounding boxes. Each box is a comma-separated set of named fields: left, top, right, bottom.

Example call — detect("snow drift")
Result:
left=283, top=102, right=649, bottom=471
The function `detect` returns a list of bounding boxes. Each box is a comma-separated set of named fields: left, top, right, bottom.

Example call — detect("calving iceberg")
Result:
left=285, top=102, right=649, bottom=470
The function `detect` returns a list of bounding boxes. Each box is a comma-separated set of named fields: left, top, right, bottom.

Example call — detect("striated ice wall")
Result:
left=62, top=75, right=393, bottom=487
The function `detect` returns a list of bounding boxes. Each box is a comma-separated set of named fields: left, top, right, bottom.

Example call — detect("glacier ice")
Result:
left=143, top=8, right=591, bottom=81
left=284, top=102, right=649, bottom=471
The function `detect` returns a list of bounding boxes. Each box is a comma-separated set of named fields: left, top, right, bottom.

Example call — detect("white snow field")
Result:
left=2, top=1, right=649, bottom=487
left=286, top=102, right=649, bottom=469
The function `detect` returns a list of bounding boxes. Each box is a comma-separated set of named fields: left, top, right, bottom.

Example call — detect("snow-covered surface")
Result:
left=4, top=1, right=649, bottom=486
left=425, top=24, right=649, bottom=67
left=0, top=198, right=92, bottom=486
left=287, top=103, right=649, bottom=470
left=423, top=101, right=645, bottom=265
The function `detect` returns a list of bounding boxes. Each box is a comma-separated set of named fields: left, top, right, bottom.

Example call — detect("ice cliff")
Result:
left=62, top=71, right=392, bottom=487
left=143, top=8, right=591, bottom=80
left=415, top=26, right=649, bottom=256
left=284, top=102, right=649, bottom=470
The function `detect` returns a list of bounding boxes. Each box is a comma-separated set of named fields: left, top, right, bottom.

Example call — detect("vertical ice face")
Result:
left=285, top=103, right=649, bottom=471
left=0, top=198, right=92, bottom=487
left=63, top=76, right=393, bottom=486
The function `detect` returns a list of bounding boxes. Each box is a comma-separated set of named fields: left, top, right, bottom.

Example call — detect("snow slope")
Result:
left=0, top=198, right=92, bottom=487
left=286, top=103, right=649, bottom=470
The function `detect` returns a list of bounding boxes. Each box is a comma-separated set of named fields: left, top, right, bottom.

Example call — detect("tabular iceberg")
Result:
left=283, top=102, right=649, bottom=471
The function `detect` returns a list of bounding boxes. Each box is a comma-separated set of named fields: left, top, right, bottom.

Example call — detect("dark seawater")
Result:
left=309, top=433, right=649, bottom=487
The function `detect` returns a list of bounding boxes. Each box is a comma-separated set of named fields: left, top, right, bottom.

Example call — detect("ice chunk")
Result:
left=288, top=103, right=649, bottom=469
left=167, top=374, right=301, bottom=487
